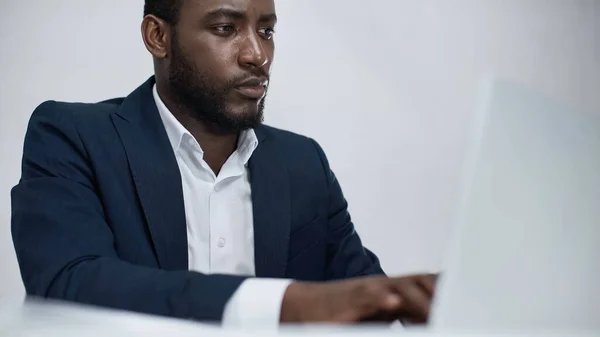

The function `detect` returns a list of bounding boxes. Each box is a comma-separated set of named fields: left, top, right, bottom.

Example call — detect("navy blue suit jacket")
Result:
left=11, top=77, right=384, bottom=322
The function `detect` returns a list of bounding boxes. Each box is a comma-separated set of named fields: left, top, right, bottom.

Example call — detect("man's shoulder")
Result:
left=257, top=125, right=323, bottom=154
left=27, top=97, right=127, bottom=141
left=31, top=97, right=125, bottom=122
left=258, top=124, right=312, bottom=143
left=256, top=124, right=329, bottom=169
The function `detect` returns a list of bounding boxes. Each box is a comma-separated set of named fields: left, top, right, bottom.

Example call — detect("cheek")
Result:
left=188, top=35, right=237, bottom=71
left=203, top=48, right=239, bottom=82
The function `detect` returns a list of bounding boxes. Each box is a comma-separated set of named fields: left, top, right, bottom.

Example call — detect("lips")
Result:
left=235, top=77, right=268, bottom=100
left=235, top=85, right=266, bottom=99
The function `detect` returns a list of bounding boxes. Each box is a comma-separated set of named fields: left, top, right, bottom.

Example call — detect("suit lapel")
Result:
left=108, top=79, right=291, bottom=276
left=111, top=78, right=188, bottom=271
left=249, top=127, right=291, bottom=278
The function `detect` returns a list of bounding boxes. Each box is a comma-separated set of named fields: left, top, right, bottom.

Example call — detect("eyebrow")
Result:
left=258, top=13, right=277, bottom=23
left=204, top=8, right=277, bottom=23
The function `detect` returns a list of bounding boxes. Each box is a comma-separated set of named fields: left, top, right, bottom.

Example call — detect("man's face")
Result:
left=168, top=0, right=276, bottom=134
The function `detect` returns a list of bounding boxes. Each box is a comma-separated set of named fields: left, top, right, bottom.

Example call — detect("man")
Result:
left=11, top=0, right=437, bottom=327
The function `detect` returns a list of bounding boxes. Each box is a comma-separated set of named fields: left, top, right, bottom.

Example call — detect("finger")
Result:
left=381, top=291, right=403, bottom=311
left=361, top=289, right=403, bottom=317
left=358, top=290, right=403, bottom=324
left=390, top=279, right=432, bottom=323
left=354, top=279, right=403, bottom=320
left=360, top=310, right=400, bottom=324
left=416, top=274, right=437, bottom=297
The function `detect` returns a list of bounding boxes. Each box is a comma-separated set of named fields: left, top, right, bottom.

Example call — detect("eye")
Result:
left=213, top=25, right=236, bottom=35
left=259, top=27, right=276, bottom=40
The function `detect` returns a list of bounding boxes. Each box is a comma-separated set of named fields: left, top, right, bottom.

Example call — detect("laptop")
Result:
left=429, top=76, right=600, bottom=330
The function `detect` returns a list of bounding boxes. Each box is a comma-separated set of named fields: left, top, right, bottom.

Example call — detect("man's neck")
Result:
left=156, top=81, right=238, bottom=175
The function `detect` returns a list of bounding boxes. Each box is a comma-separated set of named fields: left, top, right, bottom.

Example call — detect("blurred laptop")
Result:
left=429, top=76, right=600, bottom=330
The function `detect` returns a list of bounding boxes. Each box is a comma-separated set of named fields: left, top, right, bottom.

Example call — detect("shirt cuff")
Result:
left=222, top=278, right=293, bottom=329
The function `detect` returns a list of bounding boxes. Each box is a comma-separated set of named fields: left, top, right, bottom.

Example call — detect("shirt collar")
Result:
left=152, top=84, right=259, bottom=165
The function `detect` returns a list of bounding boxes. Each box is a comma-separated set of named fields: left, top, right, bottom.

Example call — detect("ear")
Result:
left=141, top=15, right=172, bottom=59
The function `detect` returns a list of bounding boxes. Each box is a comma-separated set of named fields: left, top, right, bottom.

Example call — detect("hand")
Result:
left=280, top=274, right=438, bottom=324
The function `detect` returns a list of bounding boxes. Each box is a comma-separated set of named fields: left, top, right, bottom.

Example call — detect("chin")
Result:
left=226, top=101, right=263, bottom=118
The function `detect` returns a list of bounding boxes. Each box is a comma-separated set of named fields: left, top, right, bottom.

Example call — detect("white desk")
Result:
left=1, top=299, right=596, bottom=337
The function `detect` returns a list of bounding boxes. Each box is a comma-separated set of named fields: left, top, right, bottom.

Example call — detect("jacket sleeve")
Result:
left=11, top=101, right=246, bottom=322
left=310, top=139, right=386, bottom=280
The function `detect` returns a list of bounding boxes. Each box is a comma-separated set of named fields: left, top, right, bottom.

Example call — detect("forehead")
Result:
left=181, top=0, right=276, bottom=18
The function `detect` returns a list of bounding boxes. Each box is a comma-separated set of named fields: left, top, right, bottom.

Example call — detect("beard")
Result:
left=167, top=34, right=267, bottom=135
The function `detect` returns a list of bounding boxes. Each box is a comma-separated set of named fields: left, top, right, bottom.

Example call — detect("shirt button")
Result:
left=218, top=238, right=226, bottom=247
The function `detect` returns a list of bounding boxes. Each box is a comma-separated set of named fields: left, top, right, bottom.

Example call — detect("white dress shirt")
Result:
left=153, top=85, right=292, bottom=328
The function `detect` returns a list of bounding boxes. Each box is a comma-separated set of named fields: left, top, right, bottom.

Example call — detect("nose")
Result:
left=237, top=32, right=270, bottom=69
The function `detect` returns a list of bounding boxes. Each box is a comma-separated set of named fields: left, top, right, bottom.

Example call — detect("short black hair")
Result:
left=144, top=0, right=182, bottom=24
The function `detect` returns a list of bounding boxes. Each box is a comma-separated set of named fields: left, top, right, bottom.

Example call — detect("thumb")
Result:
left=380, top=291, right=403, bottom=311
left=355, top=291, right=403, bottom=323
left=362, top=289, right=402, bottom=315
